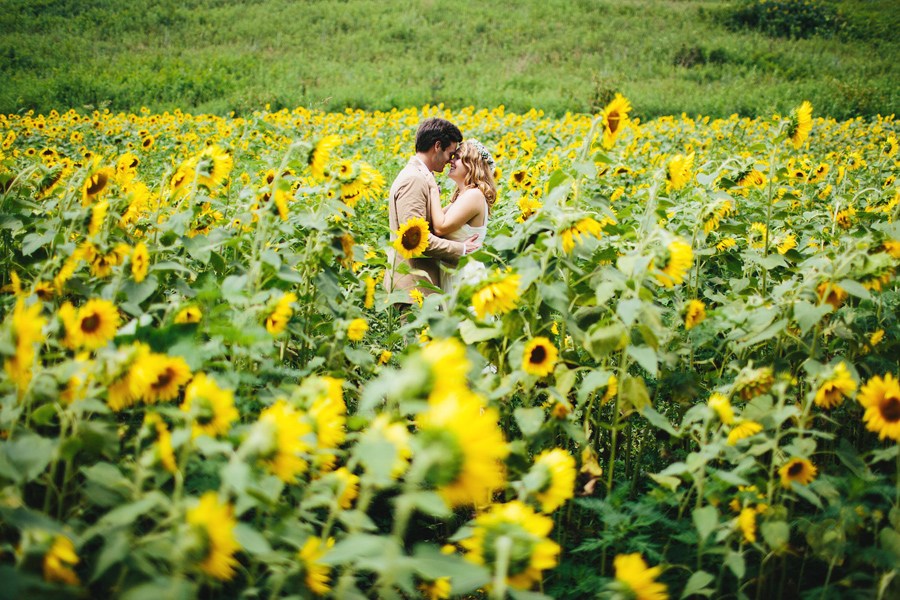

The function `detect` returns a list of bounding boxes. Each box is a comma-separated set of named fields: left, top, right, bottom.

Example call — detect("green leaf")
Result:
left=879, top=528, right=900, bottom=562
left=681, top=569, right=715, bottom=598
left=641, top=406, right=679, bottom=437
left=616, top=297, right=643, bottom=328
left=120, top=276, right=158, bottom=305
left=459, top=320, right=502, bottom=344
left=233, top=523, right=273, bottom=555
left=627, top=344, right=657, bottom=378
left=91, top=530, right=130, bottom=582
left=577, top=369, right=615, bottom=404
left=761, top=521, right=789, bottom=552
left=514, top=407, right=545, bottom=437
left=649, top=473, right=681, bottom=491
left=510, top=591, right=554, bottom=600
left=321, top=534, right=398, bottom=566
left=584, top=322, right=627, bottom=360
left=621, top=376, right=650, bottom=412
left=121, top=578, right=197, bottom=600
left=97, top=492, right=167, bottom=528
left=412, top=544, right=491, bottom=595
left=407, top=491, right=451, bottom=518
left=150, top=261, right=195, bottom=276
left=724, top=550, right=746, bottom=579
left=693, top=506, right=718, bottom=543
left=793, top=300, right=832, bottom=335
left=837, top=279, right=871, bottom=300
left=3, top=434, right=56, bottom=482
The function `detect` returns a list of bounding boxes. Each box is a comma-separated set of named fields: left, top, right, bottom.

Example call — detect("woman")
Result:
left=429, top=139, right=497, bottom=294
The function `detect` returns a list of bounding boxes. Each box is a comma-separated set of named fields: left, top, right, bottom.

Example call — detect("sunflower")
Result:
left=736, top=169, right=766, bottom=189
left=522, top=337, right=558, bottom=377
left=76, top=299, right=119, bottom=350
left=560, top=217, right=603, bottom=253
left=140, top=135, right=155, bottom=151
left=778, top=458, right=817, bottom=488
left=601, top=94, right=632, bottom=148
left=132, top=353, right=192, bottom=403
left=87, top=201, right=108, bottom=236
left=255, top=400, right=313, bottom=483
left=472, top=271, right=521, bottom=319
left=857, top=373, right=900, bottom=441
left=331, top=467, right=360, bottom=509
left=186, top=492, right=241, bottom=581
left=600, top=374, right=618, bottom=405
left=684, top=299, right=706, bottom=330
left=416, top=392, right=508, bottom=507
left=265, top=292, right=297, bottom=335
left=420, top=338, right=472, bottom=397
left=298, top=537, right=334, bottom=595
left=882, top=135, right=898, bottom=158
left=131, top=242, right=149, bottom=283
left=775, top=233, right=797, bottom=255
left=170, top=167, right=195, bottom=192
left=654, top=240, right=693, bottom=288
left=727, top=420, right=763, bottom=446
left=665, top=153, right=694, bottom=191
left=733, top=365, right=774, bottom=401
left=181, top=372, right=238, bottom=439
left=528, top=448, right=576, bottom=513
left=308, top=377, right=346, bottom=449
left=787, top=101, right=813, bottom=149
left=308, top=135, right=341, bottom=180
left=748, top=222, right=767, bottom=249
left=807, top=163, right=829, bottom=184
left=43, top=536, right=80, bottom=586
left=175, top=306, right=203, bottom=324
left=716, top=237, right=737, bottom=252
left=364, top=276, right=375, bottom=309
left=420, top=577, right=452, bottom=600
left=708, top=393, right=734, bottom=425
left=739, top=507, right=757, bottom=544
left=363, top=414, right=412, bottom=480
left=517, top=196, right=542, bottom=222
left=195, top=145, right=233, bottom=189
left=105, top=343, right=151, bottom=411
left=461, top=501, right=560, bottom=590
left=393, top=217, right=430, bottom=260
left=347, top=318, right=368, bottom=341
left=145, top=413, right=178, bottom=473
left=814, top=362, right=856, bottom=409
left=817, top=281, right=847, bottom=310
left=273, top=189, right=291, bottom=221
left=81, top=167, right=113, bottom=207
left=613, top=553, right=668, bottom=600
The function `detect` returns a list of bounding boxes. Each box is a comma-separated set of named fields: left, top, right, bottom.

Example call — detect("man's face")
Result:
left=434, top=142, right=458, bottom=173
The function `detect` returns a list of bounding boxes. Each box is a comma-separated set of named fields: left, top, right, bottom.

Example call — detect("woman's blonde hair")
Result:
left=450, top=141, right=497, bottom=213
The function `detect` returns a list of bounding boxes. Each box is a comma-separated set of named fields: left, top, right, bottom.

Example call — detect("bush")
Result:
left=723, top=0, right=845, bottom=39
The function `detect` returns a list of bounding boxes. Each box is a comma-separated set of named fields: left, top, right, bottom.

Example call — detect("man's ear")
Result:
left=432, top=141, right=443, bottom=154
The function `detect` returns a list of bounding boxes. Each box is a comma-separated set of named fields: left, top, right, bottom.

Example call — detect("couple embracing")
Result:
left=386, top=117, right=497, bottom=304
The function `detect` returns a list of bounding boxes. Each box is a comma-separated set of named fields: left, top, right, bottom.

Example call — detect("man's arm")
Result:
left=394, top=176, right=464, bottom=261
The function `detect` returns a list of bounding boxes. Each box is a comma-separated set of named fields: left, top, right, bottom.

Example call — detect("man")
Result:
left=386, top=117, right=479, bottom=302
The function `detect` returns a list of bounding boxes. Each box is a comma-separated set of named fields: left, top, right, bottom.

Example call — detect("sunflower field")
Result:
left=0, top=99, right=899, bottom=600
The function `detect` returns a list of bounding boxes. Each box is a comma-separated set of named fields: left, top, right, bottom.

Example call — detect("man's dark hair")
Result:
left=415, top=118, right=462, bottom=153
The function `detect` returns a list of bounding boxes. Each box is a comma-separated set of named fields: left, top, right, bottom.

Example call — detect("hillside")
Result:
left=1, top=0, right=899, bottom=118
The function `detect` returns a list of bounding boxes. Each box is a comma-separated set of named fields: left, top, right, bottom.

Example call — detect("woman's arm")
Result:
left=431, top=189, right=485, bottom=237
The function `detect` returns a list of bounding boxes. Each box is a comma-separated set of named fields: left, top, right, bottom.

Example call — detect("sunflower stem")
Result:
left=491, top=535, right=513, bottom=600
left=761, top=141, right=778, bottom=293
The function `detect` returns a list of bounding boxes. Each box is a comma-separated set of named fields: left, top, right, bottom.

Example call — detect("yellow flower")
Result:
left=560, top=217, right=603, bottom=253
left=393, top=217, right=430, bottom=260
left=727, top=421, right=763, bottom=446
left=105, top=343, right=151, bottom=411
left=739, top=507, right=757, bottom=544
left=472, top=271, right=521, bottom=319
left=309, top=377, right=346, bottom=449
left=614, top=553, right=668, bottom=600
left=131, top=242, right=149, bottom=282
left=708, top=393, right=734, bottom=425
left=265, top=292, right=297, bottom=335
left=655, top=240, right=693, bottom=288
left=186, top=492, right=241, bottom=581
left=517, top=196, right=542, bottom=222
left=43, top=535, right=80, bottom=585
left=529, top=448, right=576, bottom=513
left=817, top=282, right=847, bottom=310
left=778, top=457, right=818, bottom=488
left=665, top=153, right=694, bottom=191
left=788, top=101, right=813, bottom=149
left=870, top=329, right=885, bottom=348
left=347, top=317, right=368, bottom=341
left=814, top=362, right=856, bottom=409
left=175, top=306, right=203, bottom=324
left=684, top=299, right=706, bottom=330
left=461, top=501, right=560, bottom=590
left=420, top=577, right=452, bottom=600
left=409, top=288, right=424, bottom=307
left=601, top=94, right=631, bottom=148
left=88, top=200, right=108, bottom=236
left=195, top=145, right=233, bottom=189
left=131, top=353, right=192, bottom=403
left=378, top=350, right=392, bottom=365
left=332, top=467, right=360, bottom=509
left=716, top=237, right=737, bottom=252
left=308, top=135, right=341, bottom=180
left=364, top=276, right=375, bottom=309
left=857, top=374, right=900, bottom=441
left=364, top=414, right=412, bottom=479
left=181, top=372, right=238, bottom=439
left=75, top=298, right=119, bottom=350
left=298, top=537, right=334, bottom=595
left=81, top=167, right=113, bottom=207
left=522, top=337, right=558, bottom=377
left=776, top=233, right=797, bottom=255
left=733, top=365, right=774, bottom=401
left=257, top=400, right=312, bottom=483
left=145, top=413, right=178, bottom=473
left=600, top=374, right=618, bottom=405
left=417, top=392, right=508, bottom=507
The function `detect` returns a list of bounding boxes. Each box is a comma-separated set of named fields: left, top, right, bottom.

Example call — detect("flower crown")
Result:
left=466, top=139, right=495, bottom=168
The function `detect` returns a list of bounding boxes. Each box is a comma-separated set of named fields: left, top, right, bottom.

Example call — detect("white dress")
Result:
left=440, top=197, right=488, bottom=294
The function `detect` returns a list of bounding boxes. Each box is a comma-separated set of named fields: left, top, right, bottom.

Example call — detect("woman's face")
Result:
left=448, top=153, right=469, bottom=186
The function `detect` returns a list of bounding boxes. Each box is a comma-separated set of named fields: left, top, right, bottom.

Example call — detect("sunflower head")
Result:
left=393, top=217, right=430, bottom=260
left=778, top=457, right=818, bottom=488
left=786, top=101, right=813, bottom=149
left=522, top=337, right=558, bottom=377
left=857, top=373, right=900, bottom=441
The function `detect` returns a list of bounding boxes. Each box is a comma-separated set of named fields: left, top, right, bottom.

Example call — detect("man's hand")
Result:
left=463, top=234, right=481, bottom=256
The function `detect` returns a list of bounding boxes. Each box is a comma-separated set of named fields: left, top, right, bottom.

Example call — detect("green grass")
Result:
left=1, top=0, right=899, bottom=119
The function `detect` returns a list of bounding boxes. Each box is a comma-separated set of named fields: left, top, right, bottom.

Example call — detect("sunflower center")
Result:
left=86, top=172, right=108, bottom=196
left=787, top=462, right=804, bottom=477
left=529, top=345, right=547, bottom=365
left=401, top=227, right=422, bottom=250
left=881, top=396, right=900, bottom=423
left=154, top=369, right=174, bottom=391
left=195, top=397, right=215, bottom=426
left=81, top=313, right=101, bottom=334
left=607, top=113, right=621, bottom=135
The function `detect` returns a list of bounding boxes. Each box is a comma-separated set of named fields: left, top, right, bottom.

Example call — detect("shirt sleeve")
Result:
left=394, top=176, right=464, bottom=261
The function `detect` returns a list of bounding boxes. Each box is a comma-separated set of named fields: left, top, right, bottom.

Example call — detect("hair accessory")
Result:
left=467, top=139, right=495, bottom=168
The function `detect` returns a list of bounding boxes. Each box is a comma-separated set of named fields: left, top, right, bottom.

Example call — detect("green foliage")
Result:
left=722, top=0, right=846, bottom=39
